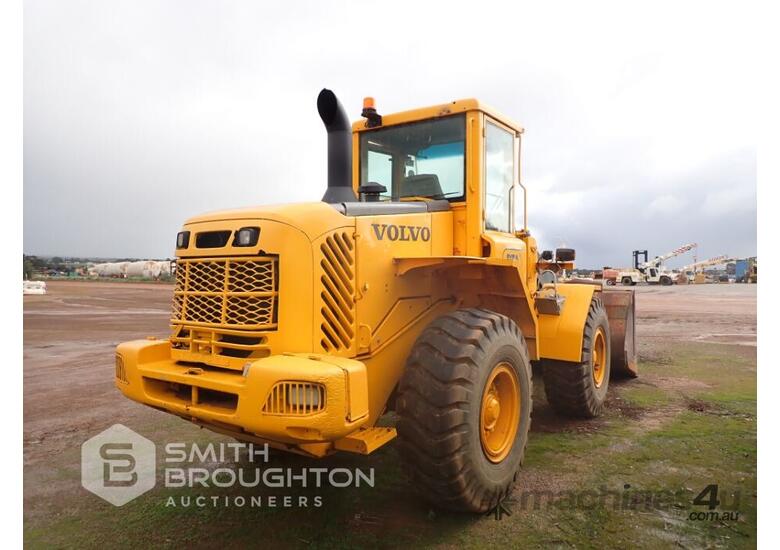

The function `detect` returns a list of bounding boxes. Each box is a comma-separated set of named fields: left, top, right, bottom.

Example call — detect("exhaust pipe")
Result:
left=317, top=89, right=357, bottom=203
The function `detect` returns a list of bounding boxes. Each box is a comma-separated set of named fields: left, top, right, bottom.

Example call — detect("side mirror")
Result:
left=556, top=248, right=575, bottom=262
left=540, top=250, right=554, bottom=261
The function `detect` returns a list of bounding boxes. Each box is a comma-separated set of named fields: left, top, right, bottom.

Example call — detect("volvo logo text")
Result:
left=371, top=224, right=431, bottom=242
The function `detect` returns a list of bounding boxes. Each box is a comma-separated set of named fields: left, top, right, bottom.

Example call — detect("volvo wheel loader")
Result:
left=116, top=89, right=638, bottom=513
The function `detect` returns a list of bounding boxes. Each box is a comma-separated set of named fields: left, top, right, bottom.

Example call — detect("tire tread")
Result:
left=397, top=308, right=531, bottom=512
left=542, top=298, right=610, bottom=418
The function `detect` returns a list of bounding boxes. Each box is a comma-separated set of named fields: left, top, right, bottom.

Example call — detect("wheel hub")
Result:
left=479, top=362, right=520, bottom=463
left=592, top=328, right=607, bottom=388
left=482, top=391, right=501, bottom=431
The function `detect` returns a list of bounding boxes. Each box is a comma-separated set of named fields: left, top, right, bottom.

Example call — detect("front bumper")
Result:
left=115, top=339, right=370, bottom=446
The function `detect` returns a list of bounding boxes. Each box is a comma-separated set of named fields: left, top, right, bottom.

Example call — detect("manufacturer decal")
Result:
left=371, top=223, right=431, bottom=242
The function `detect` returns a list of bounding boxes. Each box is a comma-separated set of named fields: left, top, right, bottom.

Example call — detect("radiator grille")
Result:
left=262, top=382, right=326, bottom=416
left=171, top=257, right=278, bottom=330
left=319, top=231, right=356, bottom=353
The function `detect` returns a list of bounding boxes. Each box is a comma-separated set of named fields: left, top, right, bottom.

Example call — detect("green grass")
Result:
left=24, top=341, right=756, bottom=549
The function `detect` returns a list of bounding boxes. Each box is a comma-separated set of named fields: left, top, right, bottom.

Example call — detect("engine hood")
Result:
left=183, top=201, right=350, bottom=242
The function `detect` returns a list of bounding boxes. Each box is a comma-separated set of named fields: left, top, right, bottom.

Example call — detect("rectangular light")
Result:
left=234, top=227, right=260, bottom=247
left=176, top=231, right=190, bottom=249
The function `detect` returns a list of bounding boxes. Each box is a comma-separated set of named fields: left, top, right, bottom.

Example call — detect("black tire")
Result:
left=605, top=279, right=615, bottom=286
left=542, top=298, right=611, bottom=418
left=621, top=277, right=633, bottom=286
left=660, top=276, right=672, bottom=286
left=396, top=308, right=532, bottom=513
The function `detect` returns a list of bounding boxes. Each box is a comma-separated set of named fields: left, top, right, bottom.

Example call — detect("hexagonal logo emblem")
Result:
left=81, top=424, right=156, bottom=506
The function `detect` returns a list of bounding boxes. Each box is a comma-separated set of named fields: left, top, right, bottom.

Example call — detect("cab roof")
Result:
left=351, top=98, right=524, bottom=135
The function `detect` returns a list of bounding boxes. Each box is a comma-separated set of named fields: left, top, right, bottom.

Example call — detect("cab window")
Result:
left=360, top=115, right=466, bottom=201
left=484, top=121, right=515, bottom=232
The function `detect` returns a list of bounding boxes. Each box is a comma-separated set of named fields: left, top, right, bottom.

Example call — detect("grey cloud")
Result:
left=24, top=1, right=756, bottom=269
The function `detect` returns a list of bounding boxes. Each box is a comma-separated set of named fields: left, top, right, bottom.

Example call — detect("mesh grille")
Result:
left=226, top=296, right=274, bottom=325
left=262, top=382, right=326, bottom=416
left=228, top=261, right=275, bottom=292
left=171, top=257, right=278, bottom=330
left=188, top=261, right=224, bottom=292
left=319, top=231, right=356, bottom=352
left=186, top=295, right=223, bottom=325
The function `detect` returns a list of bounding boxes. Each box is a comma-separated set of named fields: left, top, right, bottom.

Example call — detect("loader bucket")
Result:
left=602, top=288, right=638, bottom=378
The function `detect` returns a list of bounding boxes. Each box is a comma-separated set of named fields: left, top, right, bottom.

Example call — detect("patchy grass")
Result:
left=618, top=383, right=673, bottom=408
left=24, top=341, right=756, bottom=549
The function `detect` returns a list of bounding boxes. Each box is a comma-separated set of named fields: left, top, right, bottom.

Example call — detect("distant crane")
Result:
left=677, top=255, right=734, bottom=284
left=619, top=243, right=698, bottom=286
left=681, top=255, right=734, bottom=274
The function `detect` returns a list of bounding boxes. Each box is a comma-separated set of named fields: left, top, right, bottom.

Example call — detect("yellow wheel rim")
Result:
left=480, top=362, right=520, bottom=463
left=592, top=328, right=607, bottom=388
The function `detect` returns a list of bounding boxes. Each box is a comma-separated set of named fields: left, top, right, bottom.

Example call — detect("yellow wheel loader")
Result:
left=116, top=89, right=638, bottom=513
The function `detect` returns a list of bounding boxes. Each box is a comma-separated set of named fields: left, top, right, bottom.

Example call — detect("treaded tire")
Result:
left=542, top=298, right=611, bottom=418
left=396, top=308, right=532, bottom=513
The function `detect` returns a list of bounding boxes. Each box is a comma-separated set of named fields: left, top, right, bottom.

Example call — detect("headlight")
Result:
left=176, top=231, right=190, bottom=249
left=287, top=385, right=322, bottom=408
left=234, top=227, right=260, bottom=247
left=263, top=382, right=326, bottom=415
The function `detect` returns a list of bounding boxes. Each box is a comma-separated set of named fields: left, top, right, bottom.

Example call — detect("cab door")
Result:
left=483, top=117, right=519, bottom=237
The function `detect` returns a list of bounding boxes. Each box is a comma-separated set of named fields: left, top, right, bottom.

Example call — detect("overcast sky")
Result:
left=24, top=0, right=757, bottom=268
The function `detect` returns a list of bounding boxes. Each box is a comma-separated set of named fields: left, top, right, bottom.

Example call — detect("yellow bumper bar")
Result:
left=115, top=339, right=370, bottom=446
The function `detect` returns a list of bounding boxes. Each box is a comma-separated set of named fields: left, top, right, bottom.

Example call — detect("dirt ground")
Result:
left=23, top=281, right=757, bottom=548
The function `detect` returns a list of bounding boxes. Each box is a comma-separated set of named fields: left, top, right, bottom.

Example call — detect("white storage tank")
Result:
left=101, top=262, right=128, bottom=277
left=125, top=261, right=151, bottom=278
left=143, top=261, right=163, bottom=279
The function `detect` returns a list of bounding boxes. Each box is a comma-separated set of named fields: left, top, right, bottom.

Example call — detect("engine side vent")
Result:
left=115, top=354, right=128, bottom=383
left=319, top=231, right=356, bottom=353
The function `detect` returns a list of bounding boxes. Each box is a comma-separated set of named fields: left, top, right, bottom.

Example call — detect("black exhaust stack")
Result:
left=318, top=89, right=357, bottom=203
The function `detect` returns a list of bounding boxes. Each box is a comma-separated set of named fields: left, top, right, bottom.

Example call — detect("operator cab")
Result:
left=333, top=94, right=526, bottom=257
